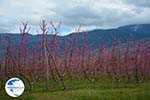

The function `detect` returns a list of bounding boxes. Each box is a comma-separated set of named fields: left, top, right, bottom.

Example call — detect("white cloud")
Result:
left=0, top=0, right=150, bottom=35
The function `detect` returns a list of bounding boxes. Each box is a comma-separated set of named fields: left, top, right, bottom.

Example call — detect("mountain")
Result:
left=117, top=24, right=150, bottom=32
left=64, top=24, right=150, bottom=48
left=0, top=24, right=150, bottom=55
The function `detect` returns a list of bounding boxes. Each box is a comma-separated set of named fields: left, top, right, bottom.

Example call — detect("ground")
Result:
left=0, top=77, right=150, bottom=100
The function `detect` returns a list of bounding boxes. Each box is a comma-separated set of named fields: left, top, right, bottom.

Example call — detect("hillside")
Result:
left=0, top=24, right=150, bottom=55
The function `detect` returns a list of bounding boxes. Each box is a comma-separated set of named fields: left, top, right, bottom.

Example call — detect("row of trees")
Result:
left=0, top=20, right=150, bottom=91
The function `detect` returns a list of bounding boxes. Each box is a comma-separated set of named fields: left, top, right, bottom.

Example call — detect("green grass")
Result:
left=0, top=77, right=150, bottom=100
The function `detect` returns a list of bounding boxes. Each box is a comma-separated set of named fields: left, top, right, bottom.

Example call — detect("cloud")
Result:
left=123, top=0, right=150, bottom=7
left=0, top=0, right=150, bottom=35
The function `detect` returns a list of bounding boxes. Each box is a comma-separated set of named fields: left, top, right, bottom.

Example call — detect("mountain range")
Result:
left=0, top=24, right=150, bottom=55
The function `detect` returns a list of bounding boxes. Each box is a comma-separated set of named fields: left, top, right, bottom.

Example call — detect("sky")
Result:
left=0, top=0, right=150, bottom=35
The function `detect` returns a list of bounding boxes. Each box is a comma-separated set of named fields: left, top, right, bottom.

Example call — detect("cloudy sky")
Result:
left=0, top=0, right=150, bottom=35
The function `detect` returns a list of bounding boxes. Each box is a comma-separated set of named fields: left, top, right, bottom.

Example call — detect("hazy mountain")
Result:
left=64, top=24, right=150, bottom=48
left=0, top=24, right=150, bottom=55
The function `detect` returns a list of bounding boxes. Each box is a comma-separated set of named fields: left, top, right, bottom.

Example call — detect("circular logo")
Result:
left=5, top=77, right=25, bottom=97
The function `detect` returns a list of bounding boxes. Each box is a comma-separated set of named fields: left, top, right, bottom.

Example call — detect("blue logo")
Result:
left=5, top=78, right=25, bottom=97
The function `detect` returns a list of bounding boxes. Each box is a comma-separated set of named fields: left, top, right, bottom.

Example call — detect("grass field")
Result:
left=0, top=77, right=150, bottom=100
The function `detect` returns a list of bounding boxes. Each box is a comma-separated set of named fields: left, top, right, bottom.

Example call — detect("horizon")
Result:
left=0, top=23, right=150, bottom=36
left=0, top=0, right=150, bottom=35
